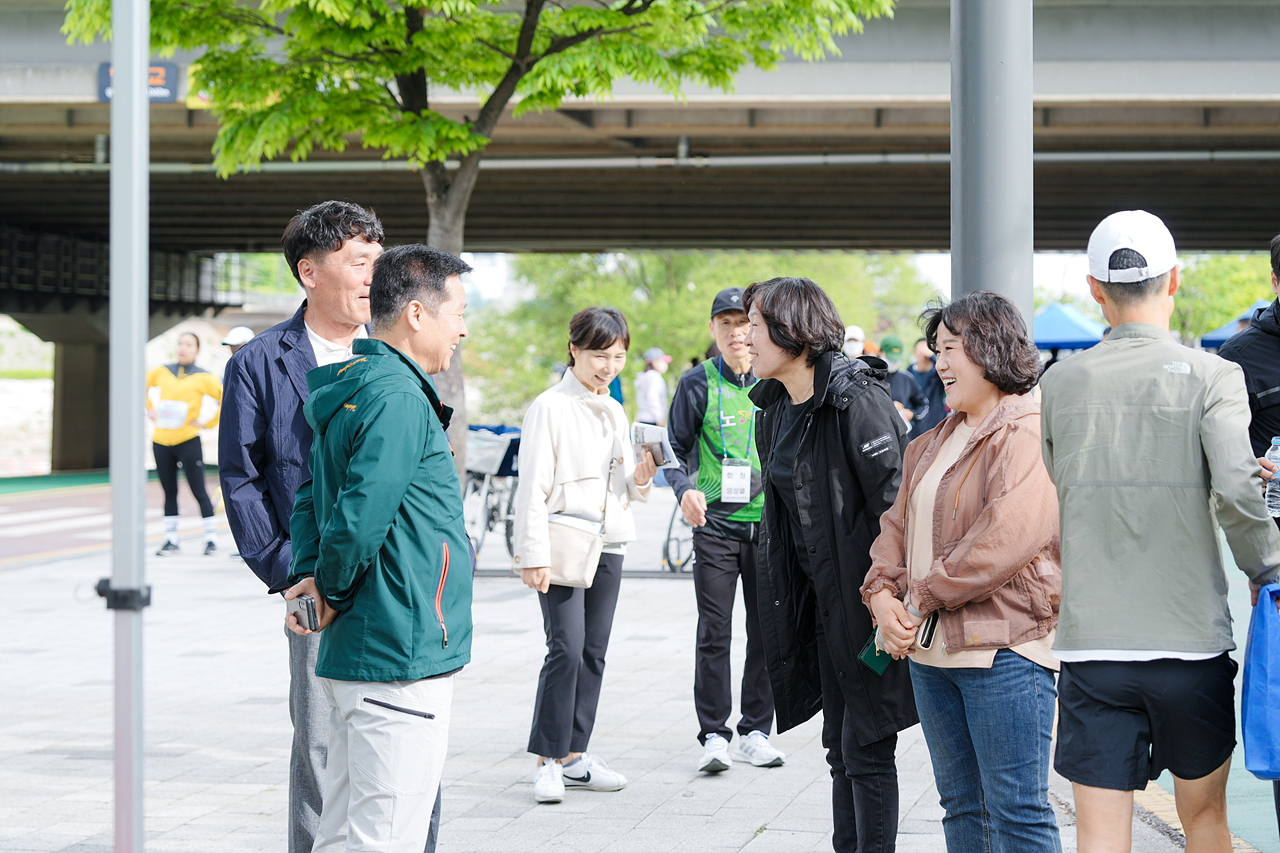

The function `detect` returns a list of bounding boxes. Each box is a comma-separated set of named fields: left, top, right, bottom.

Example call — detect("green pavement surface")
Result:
left=0, top=468, right=224, bottom=495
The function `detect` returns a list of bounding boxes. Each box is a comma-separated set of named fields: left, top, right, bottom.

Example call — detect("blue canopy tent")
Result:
left=1199, top=299, right=1272, bottom=348
left=1033, top=303, right=1107, bottom=350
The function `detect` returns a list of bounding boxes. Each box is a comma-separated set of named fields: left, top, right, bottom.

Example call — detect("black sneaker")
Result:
left=203, top=541, right=217, bottom=556
left=156, top=541, right=180, bottom=557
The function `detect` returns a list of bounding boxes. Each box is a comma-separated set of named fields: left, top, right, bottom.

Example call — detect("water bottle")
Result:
left=1267, top=437, right=1280, bottom=517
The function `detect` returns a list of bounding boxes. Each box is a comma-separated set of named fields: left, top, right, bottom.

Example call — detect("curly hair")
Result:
left=742, top=277, right=845, bottom=367
left=921, top=291, right=1041, bottom=395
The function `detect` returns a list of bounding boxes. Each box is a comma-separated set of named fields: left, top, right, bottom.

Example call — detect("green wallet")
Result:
left=858, top=631, right=892, bottom=675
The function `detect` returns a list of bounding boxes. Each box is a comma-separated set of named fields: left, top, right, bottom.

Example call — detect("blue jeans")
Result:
left=910, top=650, right=1062, bottom=853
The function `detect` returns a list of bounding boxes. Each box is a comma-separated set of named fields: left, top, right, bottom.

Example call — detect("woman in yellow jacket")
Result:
left=146, top=332, right=222, bottom=556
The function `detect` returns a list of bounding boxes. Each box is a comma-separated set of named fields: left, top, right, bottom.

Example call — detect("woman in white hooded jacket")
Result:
left=512, top=306, right=657, bottom=805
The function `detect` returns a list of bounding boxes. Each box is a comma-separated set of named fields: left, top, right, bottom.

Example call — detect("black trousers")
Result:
left=528, top=553, right=624, bottom=758
left=692, top=530, right=774, bottom=743
left=816, top=602, right=900, bottom=853
left=153, top=437, right=214, bottom=518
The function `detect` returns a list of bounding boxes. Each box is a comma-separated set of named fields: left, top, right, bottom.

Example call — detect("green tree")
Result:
left=1172, top=253, right=1273, bottom=344
left=63, top=0, right=893, bottom=467
left=466, top=250, right=939, bottom=422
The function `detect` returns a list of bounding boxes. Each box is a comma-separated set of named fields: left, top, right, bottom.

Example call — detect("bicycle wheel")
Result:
left=663, top=500, right=695, bottom=572
left=462, top=473, right=489, bottom=554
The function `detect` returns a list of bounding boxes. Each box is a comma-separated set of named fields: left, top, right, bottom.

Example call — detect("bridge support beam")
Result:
left=52, top=342, right=110, bottom=470
left=951, top=0, right=1035, bottom=322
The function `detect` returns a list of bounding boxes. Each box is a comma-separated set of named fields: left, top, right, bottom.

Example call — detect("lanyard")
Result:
left=716, top=356, right=755, bottom=460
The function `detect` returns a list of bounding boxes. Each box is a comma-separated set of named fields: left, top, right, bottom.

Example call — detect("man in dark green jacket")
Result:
left=284, top=244, right=473, bottom=853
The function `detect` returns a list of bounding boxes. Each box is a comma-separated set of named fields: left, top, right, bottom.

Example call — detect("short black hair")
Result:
left=921, top=291, right=1041, bottom=396
left=1270, top=232, right=1280, bottom=279
left=369, top=244, right=472, bottom=332
left=1096, top=248, right=1171, bottom=306
left=742, top=277, right=844, bottom=367
left=281, top=201, right=384, bottom=284
left=567, top=307, right=630, bottom=367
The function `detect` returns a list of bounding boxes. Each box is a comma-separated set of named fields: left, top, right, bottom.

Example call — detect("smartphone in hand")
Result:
left=287, top=593, right=319, bottom=632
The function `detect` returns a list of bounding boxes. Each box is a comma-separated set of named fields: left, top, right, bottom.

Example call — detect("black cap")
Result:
left=710, top=287, right=746, bottom=319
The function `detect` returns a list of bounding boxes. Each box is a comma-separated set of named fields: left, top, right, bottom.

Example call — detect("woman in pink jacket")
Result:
left=861, top=291, right=1063, bottom=853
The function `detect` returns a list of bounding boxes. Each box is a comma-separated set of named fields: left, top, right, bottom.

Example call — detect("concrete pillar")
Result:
left=950, top=0, right=1035, bottom=323
left=51, top=342, right=110, bottom=470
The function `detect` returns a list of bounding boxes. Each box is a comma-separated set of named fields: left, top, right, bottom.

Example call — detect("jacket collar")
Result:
left=1107, top=322, right=1174, bottom=342
left=749, top=350, right=887, bottom=411
left=279, top=302, right=315, bottom=401
left=932, top=392, right=1038, bottom=453
left=352, top=338, right=452, bottom=428
left=1252, top=299, right=1280, bottom=338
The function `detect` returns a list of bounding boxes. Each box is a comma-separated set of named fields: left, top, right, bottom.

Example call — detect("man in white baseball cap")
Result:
left=221, top=326, right=255, bottom=355
left=841, top=324, right=865, bottom=358
left=1041, top=209, right=1280, bottom=853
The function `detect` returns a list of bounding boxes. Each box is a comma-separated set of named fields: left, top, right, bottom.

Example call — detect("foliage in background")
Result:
left=1173, top=253, right=1274, bottom=344
left=466, top=251, right=939, bottom=423
left=0, top=316, right=54, bottom=378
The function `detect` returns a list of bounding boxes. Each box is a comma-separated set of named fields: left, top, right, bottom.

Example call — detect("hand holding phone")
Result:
left=287, top=594, right=319, bottom=632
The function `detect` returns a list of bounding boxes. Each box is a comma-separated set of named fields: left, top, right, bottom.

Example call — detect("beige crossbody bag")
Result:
left=546, top=457, right=616, bottom=588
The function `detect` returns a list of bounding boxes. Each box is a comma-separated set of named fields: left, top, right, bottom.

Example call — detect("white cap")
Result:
left=1087, top=210, right=1178, bottom=284
left=222, top=326, right=254, bottom=346
left=844, top=324, right=865, bottom=343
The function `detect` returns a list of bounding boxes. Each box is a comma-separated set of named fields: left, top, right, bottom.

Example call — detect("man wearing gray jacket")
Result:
left=1040, top=210, right=1280, bottom=853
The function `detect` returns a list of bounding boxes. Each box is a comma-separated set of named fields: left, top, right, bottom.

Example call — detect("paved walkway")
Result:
left=0, top=484, right=1254, bottom=853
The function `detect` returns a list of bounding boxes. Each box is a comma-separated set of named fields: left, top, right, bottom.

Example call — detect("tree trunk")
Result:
left=423, top=171, right=471, bottom=484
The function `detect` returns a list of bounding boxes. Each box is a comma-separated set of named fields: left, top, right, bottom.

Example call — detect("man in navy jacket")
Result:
left=220, top=201, right=387, bottom=853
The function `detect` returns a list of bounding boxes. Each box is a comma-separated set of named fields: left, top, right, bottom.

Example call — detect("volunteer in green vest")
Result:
left=668, top=287, right=783, bottom=774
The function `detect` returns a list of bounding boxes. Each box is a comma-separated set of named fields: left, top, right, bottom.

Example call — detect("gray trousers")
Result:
left=288, top=627, right=442, bottom=853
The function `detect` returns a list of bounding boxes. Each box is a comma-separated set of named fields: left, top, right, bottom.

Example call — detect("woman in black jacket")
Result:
left=745, top=277, right=918, bottom=853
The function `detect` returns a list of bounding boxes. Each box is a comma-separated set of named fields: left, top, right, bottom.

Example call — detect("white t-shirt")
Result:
left=634, top=370, right=668, bottom=425
left=305, top=322, right=367, bottom=368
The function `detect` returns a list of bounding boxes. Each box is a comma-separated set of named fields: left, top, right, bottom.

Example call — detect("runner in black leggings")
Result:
left=146, top=331, right=223, bottom=555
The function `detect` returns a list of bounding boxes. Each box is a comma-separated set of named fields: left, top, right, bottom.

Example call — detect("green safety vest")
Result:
left=695, top=359, right=764, bottom=522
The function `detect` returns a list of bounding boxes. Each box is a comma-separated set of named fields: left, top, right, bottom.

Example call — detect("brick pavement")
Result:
left=0, top=486, right=1188, bottom=853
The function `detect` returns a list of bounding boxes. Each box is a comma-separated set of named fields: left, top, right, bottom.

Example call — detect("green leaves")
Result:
left=1173, top=253, right=1273, bottom=344
left=63, top=0, right=894, bottom=174
left=466, top=250, right=937, bottom=423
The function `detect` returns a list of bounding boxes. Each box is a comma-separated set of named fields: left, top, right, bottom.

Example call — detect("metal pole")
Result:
left=107, top=0, right=150, bottom=846
left=951, top=0, right=1035, bottom=323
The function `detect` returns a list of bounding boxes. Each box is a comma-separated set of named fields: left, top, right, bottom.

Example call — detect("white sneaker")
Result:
left=732, top=730, right=785, bottom=767
left=699, top=734, right=732, bottom=773
left=533, top=759, right=564, bottom=803
left=562, top=753, right=627, bottom=792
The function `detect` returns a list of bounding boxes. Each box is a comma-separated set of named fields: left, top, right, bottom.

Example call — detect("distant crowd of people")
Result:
left=143, top=198, right=1280, bottom=853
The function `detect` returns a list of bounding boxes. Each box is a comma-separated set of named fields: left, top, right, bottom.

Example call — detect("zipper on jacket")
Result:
left=363, top=697, right=436, bottom=719
left=435, top=542, right=450, bottom=649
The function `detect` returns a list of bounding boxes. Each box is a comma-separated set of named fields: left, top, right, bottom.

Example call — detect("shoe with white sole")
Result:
left=562, top=753, right=627, bottom=792
left=699, top=733, right=732, bottom=773
left=533, top=759, right=564, bottom=803
left=732, top=730, right=785, bottom=767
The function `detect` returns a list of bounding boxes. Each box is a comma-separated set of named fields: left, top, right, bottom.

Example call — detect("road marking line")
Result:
left=0, top=507, right=96, bottom=527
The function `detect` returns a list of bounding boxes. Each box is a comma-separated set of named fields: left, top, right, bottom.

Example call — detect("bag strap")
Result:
left=600, top=457, right=617, bottom=521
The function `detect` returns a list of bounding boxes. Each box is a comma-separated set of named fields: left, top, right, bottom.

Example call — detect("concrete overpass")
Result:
left=2, top=0, right=1279, bottom=252
left=3, top=0, right=1280, bottom=469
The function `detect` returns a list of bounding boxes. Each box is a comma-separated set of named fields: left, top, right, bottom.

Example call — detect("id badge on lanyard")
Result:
left=721, top=458, right=751, bottom=503
left=716, top=357, right=754, bottom=504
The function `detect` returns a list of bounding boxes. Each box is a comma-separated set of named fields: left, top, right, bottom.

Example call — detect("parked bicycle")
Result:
left=663, top=499, right=695, bottom=572
left=463, top=424, right=520, bottom=558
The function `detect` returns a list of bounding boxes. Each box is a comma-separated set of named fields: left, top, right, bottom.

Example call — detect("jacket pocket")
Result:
left=435, top=542, right=450, bottom=649
left=363, top=697, right=436, bottom=719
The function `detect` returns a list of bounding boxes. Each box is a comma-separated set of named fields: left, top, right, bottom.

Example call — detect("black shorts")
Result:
left=1054, top=654, right=1238, bottom=791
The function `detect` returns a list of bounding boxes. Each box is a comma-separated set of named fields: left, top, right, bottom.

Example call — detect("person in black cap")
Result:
left=667, top=286, right=783, bottom=773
